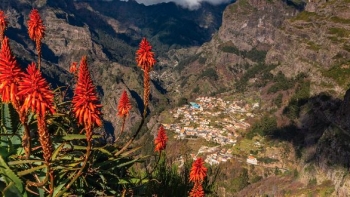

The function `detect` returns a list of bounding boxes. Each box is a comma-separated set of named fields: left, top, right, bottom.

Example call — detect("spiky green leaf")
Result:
left=17, top=165, right=46, bottom=176
left=0, top=155, right=25, bottom=194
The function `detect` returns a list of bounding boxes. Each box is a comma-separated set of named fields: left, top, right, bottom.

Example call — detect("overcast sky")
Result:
left=132, top=0, right=232, bottom=10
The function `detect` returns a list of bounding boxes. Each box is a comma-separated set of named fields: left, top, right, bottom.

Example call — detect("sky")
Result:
left=132, top=0, right=232, bottom=10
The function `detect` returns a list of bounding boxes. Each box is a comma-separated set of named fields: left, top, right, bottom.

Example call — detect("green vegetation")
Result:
left=343, top=43, right=350, bottom=52
left=308, top=178, right=317, bottom=186
left=274, top=93, right=283, bottom=107
left=192, top=86, right=200, bottom=93
left=220, top=45, right=240, bottom=54
left=330, top=16, right=350, bottom=24
left=229, top=0, right=252, bottom=14
left=258, top=157, right=279, bottom=164
left=232, top=138, right=260, bottom=155
left=291, top=11, right=318, bottom=22
left=230, top=168, right=249, bottom=193
left=198, top=56, right=207, bottom=65
left=235, top=64, right=277, bottom=92
left=307, top=41, right=322, bottom=51
left=174, top=53, right=201, bottom=73
left=322, top=62, right=350, bottom=88
left=268, top=72, right=295, bottom=93
left=283, top=80, right=310, bottom=119
left=328, top=27, right=350, bottom=38
left=246, top=115, right=277, bottom=139
left=200, top=68, right=219, bottom=81
left=177, top=97, right=188, bottom=106
left=219, top=43, right=267, bottom=62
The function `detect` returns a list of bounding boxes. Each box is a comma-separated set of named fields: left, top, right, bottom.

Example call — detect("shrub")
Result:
left=246, top=115, right=277, bottom=139
left=200, top=68, right=219, bottom=81
left=219, top=43, right=267, bottom=62
left=283, top=80, right=310, bottom=119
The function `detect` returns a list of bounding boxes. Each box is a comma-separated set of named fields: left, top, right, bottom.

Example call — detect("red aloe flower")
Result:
left=27, top=9, right=45, bottom=69
left=0, top=10, right=7, bottom=43
left=117, top=90, right=132, bottom=118
left=18, top=62, right=55, bottom=117
left=136, top=38, right=156, bottom=72
left=189, top=183, right=205, bottom=197
left=117, top=90, right=131, bottom=134
left=135, top=38, right=156, bottom=116
left=189, top=158, right=207, bottom=183
left=72, top=56, right=102, bottom=140
left=154, top=125, right=168, bottom=152
left=27, top=9, right=45, bottom=44
left=0, top=37, right=24, bottom=104
left=69, top=62, right=78, bottom=74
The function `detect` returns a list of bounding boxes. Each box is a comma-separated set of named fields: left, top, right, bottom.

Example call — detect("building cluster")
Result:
left=163, top=96, right=260, bottom=165
left=203, top=147, right=234, bottom=166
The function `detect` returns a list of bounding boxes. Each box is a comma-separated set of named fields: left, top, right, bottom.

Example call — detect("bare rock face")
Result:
left=266, top=0, right=350, bottom=96
left=42, top=7, right=108, bottom=68
left=172, top=0, right=299, bottom=96
left=218, top=0, right=297, bottom=51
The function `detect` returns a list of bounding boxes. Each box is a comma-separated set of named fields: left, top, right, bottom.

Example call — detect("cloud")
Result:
left=133, top=0, right=231, bottom=10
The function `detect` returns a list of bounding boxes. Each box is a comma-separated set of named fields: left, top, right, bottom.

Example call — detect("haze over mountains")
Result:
left=129, top=0, right=232, bottom=10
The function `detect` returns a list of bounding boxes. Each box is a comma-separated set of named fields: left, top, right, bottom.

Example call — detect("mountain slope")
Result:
left=0, top=0, right=230, bottom=139
left=159, top=0, right=350, bottom=195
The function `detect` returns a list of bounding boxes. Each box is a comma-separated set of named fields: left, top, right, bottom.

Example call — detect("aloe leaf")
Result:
left=2, top=103, right=14, bottom=134
left=2, top=182, right=23, bottom=197
left=17, top=165, right=46, bottom=176
left=116, top=158, right=140, bottom=168
left=120, top=146, right=142, bottom=157
left=53, top=172, right=75, bottom=197
left=51, top=143, right=65, bottom=161
left=0, top=156, right=24, bottom=194
left=96, top=148, right=113, bottom=156
left=118, top=177, right=149, bottom=185
left=7, top=160, right=44, bottom=166
left=72, top=145, right=87, bottom=150
left=59, top=134, right=101, bottom=141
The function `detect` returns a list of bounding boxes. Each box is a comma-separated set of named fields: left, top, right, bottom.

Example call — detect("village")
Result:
left=162, top=96, right=261, bottom=166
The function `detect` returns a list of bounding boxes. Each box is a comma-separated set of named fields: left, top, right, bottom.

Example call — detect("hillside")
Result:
left=167, top=0, right=350, bottom=100
left=0, top=0, right=230, bottom=140
left=158, top=0, right=350, bottom=196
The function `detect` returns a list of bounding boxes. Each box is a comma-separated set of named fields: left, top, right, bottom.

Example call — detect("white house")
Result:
left=246, top=155, right=258, bottom=165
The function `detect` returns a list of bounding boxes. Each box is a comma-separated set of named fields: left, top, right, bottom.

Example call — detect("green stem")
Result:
left=55, top=139, right=91, bottom=197
left=114, top=117, right=145, bottom=157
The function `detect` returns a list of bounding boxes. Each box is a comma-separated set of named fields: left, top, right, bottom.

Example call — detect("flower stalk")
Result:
left=18, top=63, right=55, bottom=195
left=136, top=38, right=156, bottom=117
left=154, top=125, right=168, bottom=153
left=189, top=158, right=207, bottom=197
left=27, top=9, right=45, bottom=70
left=117, top=90, right=132, bottom=134
left=58, top=56, right=102, bottom=196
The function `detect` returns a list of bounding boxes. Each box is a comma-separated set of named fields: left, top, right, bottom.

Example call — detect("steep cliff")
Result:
left=164, top=0, right=350, bottom=195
